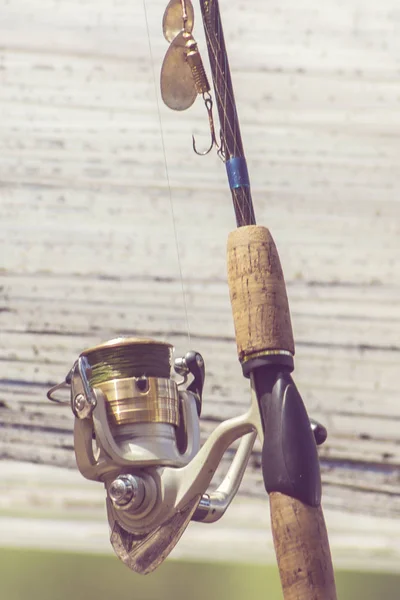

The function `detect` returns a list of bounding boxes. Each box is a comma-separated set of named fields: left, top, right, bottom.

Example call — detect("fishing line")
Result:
left=142, top=0, right=191, bottom=344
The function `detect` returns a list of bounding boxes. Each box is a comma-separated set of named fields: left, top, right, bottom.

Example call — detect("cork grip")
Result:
left=227, top=225, right=295, bottom=363
left=270, top=492, right=337, bottom=600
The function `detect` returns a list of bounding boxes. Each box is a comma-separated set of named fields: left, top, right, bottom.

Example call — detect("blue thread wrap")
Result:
left=226, top=157, right=250, bottom=189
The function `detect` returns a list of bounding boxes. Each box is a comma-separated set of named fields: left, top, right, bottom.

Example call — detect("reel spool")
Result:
left=48, top=337, right=259, bottom=574
left=72, top=338, right=198, bottom=473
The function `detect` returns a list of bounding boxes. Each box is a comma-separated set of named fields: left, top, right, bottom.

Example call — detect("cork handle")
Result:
left=270, top=493, right=337, bottom=600
left=227, top=225, right=295, bottom=362
left=227, top=225, right=337, bottom=599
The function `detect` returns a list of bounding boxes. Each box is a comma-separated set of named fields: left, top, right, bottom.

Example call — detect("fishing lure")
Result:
left=161, top=0, right=219, bottom=155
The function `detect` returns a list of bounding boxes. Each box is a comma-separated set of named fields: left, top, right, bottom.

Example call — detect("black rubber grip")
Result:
left=253, top=367, right=321, bottom=507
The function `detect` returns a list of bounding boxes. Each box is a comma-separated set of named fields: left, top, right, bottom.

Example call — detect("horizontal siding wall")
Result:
left=0, top=0, right=399, bottom=565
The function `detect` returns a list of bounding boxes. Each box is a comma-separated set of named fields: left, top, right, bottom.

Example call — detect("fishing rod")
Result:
left=197, top=1, right=337, bottom=597
left=48, top=0, right=337, bottom=597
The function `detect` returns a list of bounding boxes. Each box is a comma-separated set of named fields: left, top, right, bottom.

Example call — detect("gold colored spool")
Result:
left=97, top=376, right=180, bottom=427
left=79, top=337, right=178, bottom=426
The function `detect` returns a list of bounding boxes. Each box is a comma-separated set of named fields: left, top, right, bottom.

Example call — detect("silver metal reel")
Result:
left=48, top=337, right=260, bottom=574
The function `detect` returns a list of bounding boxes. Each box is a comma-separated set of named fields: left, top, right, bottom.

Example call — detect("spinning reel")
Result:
left=48, top=337, right=260, bottom=574
left=49, top=336, right=327, bottom=574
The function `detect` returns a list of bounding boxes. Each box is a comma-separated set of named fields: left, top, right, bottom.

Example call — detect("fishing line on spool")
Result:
left=142, top=0, right=191, bottom=344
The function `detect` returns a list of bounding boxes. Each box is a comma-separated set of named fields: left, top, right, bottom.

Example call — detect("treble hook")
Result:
left=192, top=92, right=219, bottom=156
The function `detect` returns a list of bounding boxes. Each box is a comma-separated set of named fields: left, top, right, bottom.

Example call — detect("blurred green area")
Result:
left=1, top=547, right=399, bottom=600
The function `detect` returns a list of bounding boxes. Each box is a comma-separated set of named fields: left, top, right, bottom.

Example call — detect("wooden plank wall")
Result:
left=0, top=0, right=399, bottom=554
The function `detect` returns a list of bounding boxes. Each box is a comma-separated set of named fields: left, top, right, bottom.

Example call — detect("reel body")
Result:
left=48, top=337, right=259, bottom=573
